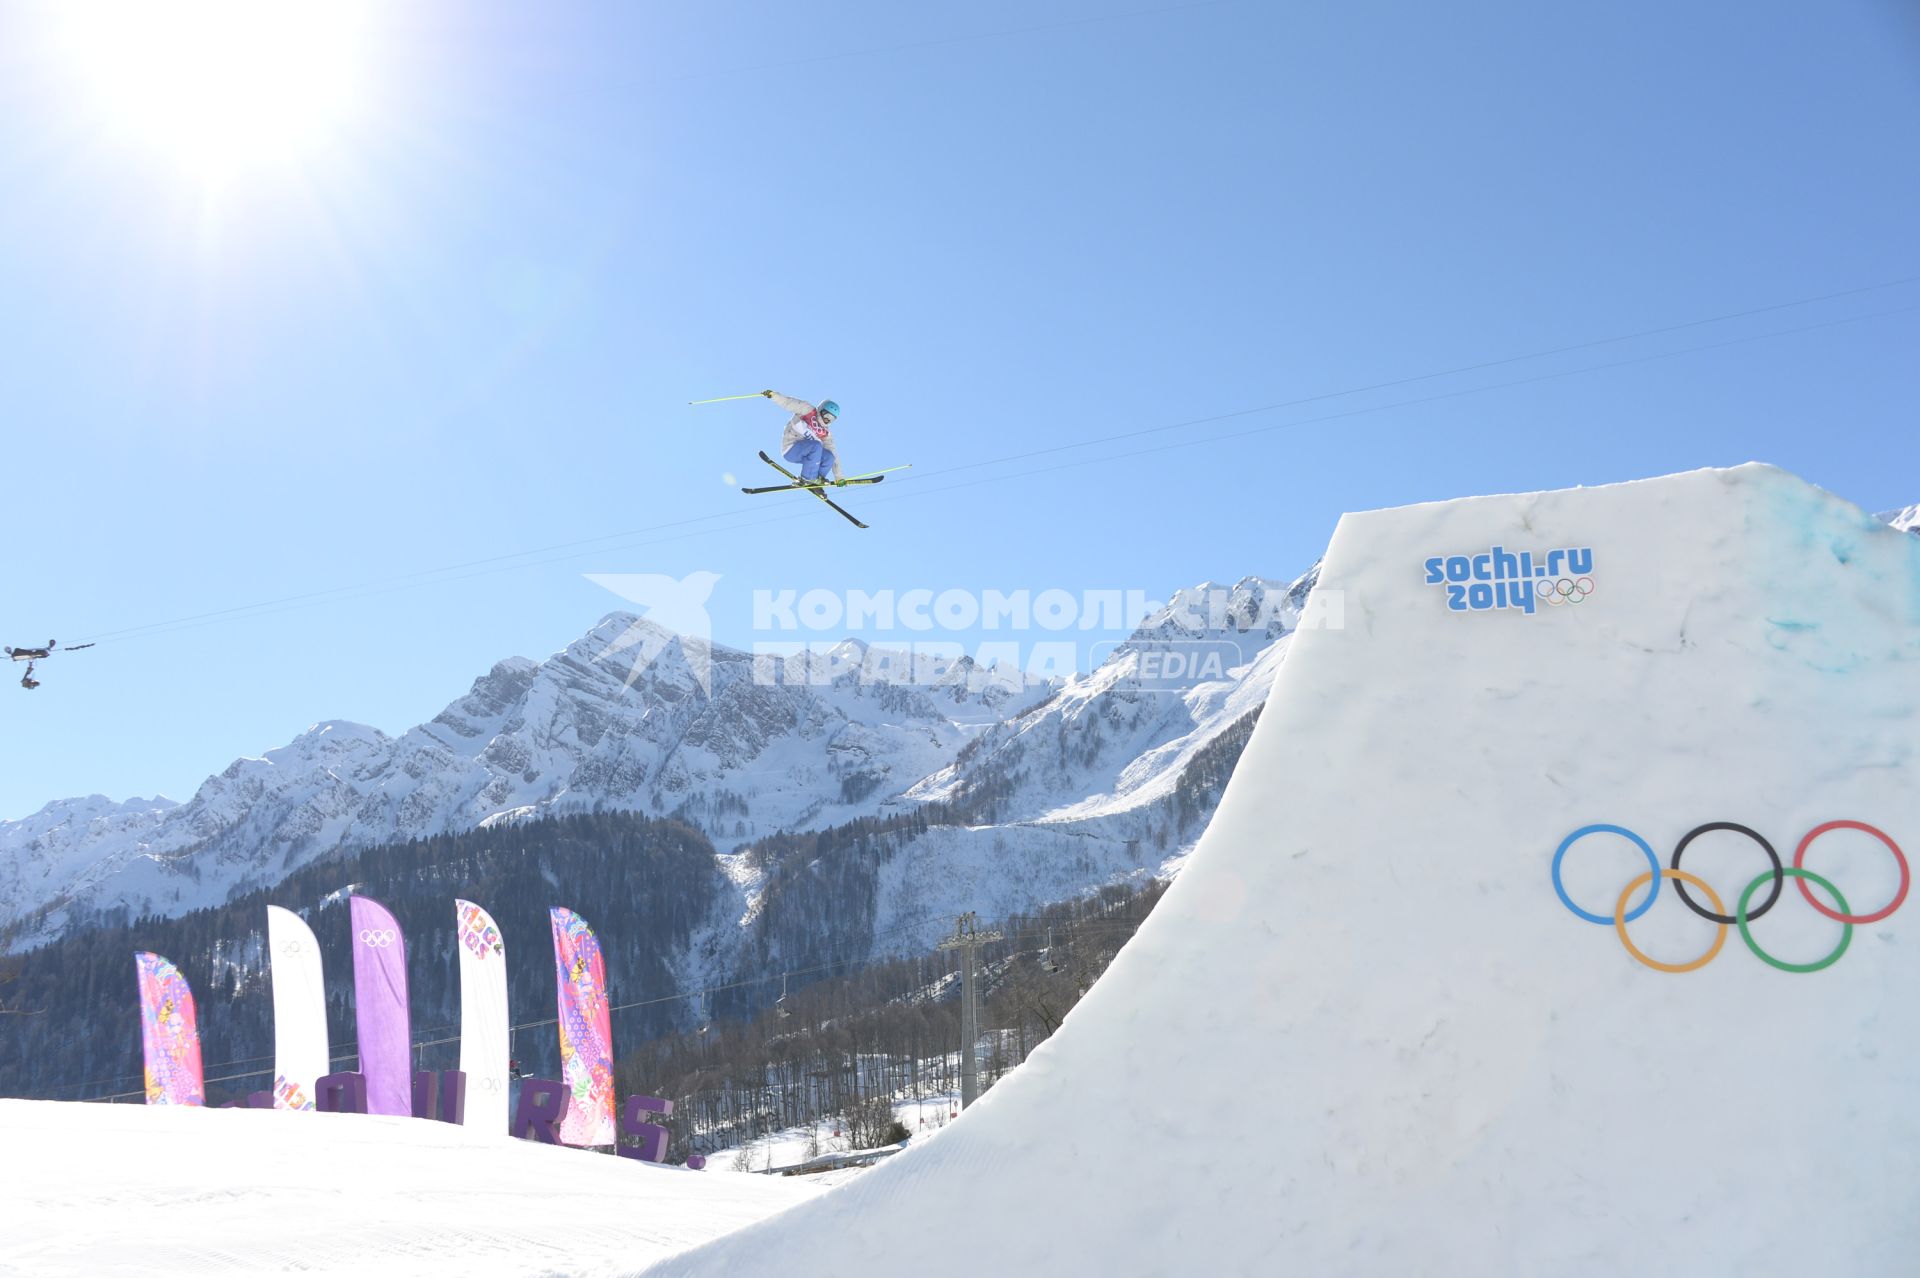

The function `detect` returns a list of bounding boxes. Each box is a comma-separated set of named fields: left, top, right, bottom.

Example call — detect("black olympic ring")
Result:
left=359, top=928, right=397, bottom=947
left=1670, top=822, right=1783, bottom=925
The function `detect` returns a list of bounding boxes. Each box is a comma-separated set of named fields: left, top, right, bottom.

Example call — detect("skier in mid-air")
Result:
left=693, top=387, right=900, bottom=526
left=762, top=390, right=844, bottom=486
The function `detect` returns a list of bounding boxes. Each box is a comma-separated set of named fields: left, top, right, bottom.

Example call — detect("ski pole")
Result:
left=842, top=464, right=915, bottom=481
left=688, top=393, right=768, bottom=405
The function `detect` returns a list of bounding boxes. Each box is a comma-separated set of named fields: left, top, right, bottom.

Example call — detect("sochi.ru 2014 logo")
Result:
left=1423, top=545, right=1594, bottom=615
left=1552, top=820, right=1908, bottom=973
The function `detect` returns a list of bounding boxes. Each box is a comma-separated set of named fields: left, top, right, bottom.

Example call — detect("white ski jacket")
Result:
left=769, top=391, right=843, bottom=480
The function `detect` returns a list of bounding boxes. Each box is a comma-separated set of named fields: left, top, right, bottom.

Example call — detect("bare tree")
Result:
left=842, top=1093, right=896, bottom=1150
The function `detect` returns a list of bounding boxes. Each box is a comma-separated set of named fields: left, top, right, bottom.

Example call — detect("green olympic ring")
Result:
left=1737, top=866, right=1851, bottom=974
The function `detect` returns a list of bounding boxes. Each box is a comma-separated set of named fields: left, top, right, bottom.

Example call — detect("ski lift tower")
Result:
left=937, top=912, right=1004, bottom=1110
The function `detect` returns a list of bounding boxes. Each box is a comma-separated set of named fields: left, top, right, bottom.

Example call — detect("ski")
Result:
left=741, top=475, right=885, bottom=496
left=755, top=451, right=869, bottom=528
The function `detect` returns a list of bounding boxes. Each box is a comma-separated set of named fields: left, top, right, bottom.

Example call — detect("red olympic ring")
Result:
left=1793, top=821, right=1909, bottom=924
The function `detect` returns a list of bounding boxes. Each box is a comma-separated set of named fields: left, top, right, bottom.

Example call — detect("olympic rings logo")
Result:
left=1535, top=576, right=1595, bottom=605
left=1552, top=820, right=1908, bottom=973
left=359, top=928, right=397, bottom=948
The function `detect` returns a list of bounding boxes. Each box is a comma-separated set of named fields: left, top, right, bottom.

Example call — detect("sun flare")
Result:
left=56, top=0, right=372, bottom=177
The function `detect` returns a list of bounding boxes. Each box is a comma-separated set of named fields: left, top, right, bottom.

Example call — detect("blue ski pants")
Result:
left=783, top=436, right=835, bottom=481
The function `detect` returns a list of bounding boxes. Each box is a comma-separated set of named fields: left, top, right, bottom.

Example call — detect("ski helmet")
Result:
left=818, top=399, right=841, bottom=421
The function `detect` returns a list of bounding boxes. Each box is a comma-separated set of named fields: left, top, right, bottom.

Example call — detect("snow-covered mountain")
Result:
left=0, top=618, right=1049, bottom=946
left=0, top=555, right=1406, bottom=966
left=740, top=569, right=1325, bottom=965
left=0, top=570, right=1321, bottom=951
left=1881, top=504, right=1920, bottom=535
left=908, top=571, right=1314, bottom=829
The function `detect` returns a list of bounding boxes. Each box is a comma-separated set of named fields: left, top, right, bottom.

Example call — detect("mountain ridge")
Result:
left=1, top=571, right=1312, bottom=949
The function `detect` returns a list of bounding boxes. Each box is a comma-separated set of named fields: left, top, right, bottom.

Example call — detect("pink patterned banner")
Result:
left=549, top=907, right=615, bottom=1145
left=135, top=952, right=205, bottom=1106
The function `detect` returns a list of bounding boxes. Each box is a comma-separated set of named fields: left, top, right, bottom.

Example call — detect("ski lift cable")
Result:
left=59, top=275, right=1919, bottom=650
left=881, top=272, right=1920, bottom=486
left=847, top=302, right=1920, bottom=518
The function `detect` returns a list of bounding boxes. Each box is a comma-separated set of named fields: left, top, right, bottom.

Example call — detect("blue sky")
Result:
left=0, top=0, right=1915, bottom=818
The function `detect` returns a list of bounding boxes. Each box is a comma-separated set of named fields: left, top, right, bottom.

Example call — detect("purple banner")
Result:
left=350, top=895, right=412, bottom=1116
left=550, top=907, right=615, bottom=1145
left=135, top=952, right=205, bottom=1106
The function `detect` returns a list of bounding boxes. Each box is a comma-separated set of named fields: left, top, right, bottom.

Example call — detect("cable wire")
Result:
left=65, top=274, right=1920, bottom=650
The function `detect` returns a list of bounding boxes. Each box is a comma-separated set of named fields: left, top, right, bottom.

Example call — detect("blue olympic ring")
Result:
left=1553, top=824, right=1661, bottom=924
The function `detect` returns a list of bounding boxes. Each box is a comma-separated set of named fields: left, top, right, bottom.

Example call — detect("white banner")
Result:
left=265, top=905, right=329, bottom=1111
left=455, top=899, right=511, bottom=1133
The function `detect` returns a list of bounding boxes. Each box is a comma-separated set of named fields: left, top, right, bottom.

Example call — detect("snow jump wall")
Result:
left=645, top=463, right=1919, bottom=1277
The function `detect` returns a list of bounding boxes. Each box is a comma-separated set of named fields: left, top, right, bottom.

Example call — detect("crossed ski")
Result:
left=744, top=451, right=890, bottom=528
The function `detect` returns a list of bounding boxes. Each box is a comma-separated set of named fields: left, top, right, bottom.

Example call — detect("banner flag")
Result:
left=549, top=907, right=615, bottom=1145
left=135, top=952, right=205, bottom=1106
left=455, top=898, right=511, bottom=1133
left=349, top=894, right=413, bottom=1116
left=266, top=905, right=329, bottom=1111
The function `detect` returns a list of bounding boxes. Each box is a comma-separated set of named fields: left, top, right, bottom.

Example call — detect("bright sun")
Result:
left=56, top=0, right=371, bottom=177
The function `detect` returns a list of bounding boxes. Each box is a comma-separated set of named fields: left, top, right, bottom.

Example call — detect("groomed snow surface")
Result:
left=7, top=463, right=1916, bottom=1277
left=0, top=1098, right=818, bottom=1276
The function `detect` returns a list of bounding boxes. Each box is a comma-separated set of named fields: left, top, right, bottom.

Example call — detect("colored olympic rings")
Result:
left=1536, top=576, right=1595, bottom=605
left=359, top=928, right=397, bottom=947
left=1554, top=820, right=1905, bottom=973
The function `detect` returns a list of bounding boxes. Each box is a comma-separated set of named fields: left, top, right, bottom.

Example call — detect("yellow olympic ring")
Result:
left=1613, top=868, right=1728, bottom=973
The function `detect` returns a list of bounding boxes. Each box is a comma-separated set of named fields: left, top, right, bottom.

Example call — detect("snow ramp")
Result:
left=642, top=463, right=1920, bottom=1277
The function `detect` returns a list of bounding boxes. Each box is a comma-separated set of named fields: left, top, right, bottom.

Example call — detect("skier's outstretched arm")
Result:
left=763, top=390, right=814, bottom=415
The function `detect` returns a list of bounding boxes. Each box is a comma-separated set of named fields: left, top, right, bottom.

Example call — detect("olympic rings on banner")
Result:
left=1614, top=869, right=1727, bottom=974
left=359, top=928, right=397, bottom=947
left=1794, top=821, right=1910, bottom=924
left=1536, top=576, right=1595, bottom=605
left=1554, top=820, right=1905, bottom=973
left=1553, top=825, right=1661, bottom=924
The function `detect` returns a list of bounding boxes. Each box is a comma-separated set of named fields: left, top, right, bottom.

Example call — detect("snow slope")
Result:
left=0, top=1098, right=817, bottom=1277
left=641, top=464, right=1920, bottom=1277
